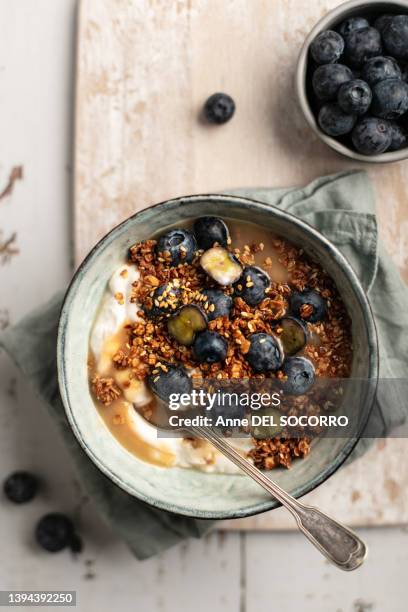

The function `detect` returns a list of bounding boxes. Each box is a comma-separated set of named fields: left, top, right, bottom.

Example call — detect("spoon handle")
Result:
left=192, top=425, right=366, bottom=571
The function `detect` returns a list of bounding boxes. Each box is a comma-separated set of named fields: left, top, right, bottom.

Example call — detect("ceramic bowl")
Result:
left=57, top=194, right=378, bottom=519
left=296, top=0, right=408, bottom=163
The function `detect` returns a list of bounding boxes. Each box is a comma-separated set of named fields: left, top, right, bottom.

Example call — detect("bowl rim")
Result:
left=57, top=193, right=379, bottom=519
left=295, top=0, right=408, bottom=164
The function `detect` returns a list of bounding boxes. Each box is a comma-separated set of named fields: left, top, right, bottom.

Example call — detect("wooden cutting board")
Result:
left=75, top=0, right=408, bottom=530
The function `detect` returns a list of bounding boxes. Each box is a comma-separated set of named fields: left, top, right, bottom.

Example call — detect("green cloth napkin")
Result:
left=1, top=170, right=407, bottom=560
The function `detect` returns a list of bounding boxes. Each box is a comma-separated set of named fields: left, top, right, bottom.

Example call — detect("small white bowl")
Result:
left=296, top=0, right=408, bottom=163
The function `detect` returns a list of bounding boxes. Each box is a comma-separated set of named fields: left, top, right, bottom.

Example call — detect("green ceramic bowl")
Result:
left=57, top=195, right=378, bottom=519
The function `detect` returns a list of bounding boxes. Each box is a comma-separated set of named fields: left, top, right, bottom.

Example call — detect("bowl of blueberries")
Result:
left=296, top=0, right=408, bottom=161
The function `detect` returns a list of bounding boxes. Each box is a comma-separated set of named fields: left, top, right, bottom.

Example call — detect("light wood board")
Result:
left=75, top=0, right=408, bottom=530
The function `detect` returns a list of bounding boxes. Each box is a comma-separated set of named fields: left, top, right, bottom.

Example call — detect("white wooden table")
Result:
left=0, top=1, right=407, bottom=611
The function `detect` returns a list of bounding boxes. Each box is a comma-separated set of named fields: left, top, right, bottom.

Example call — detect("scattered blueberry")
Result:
left=318, top=103, right=356, bottom=136
left=193, top=216, right=230, bottom=250
left=277, top=317, right=308, bottom=356
left=281, top=357, right=315, bottom=395
left=337, top=79, right=372, bottom=115
left=193, top=330, right=228, bottom=363
left=361, top=56, right=401, bottom=86
left=35, top=513, right=75, bottom=553
left=202, top=288, right=232, bottom=320
left=310, top=30, right=344, bottom=64
left=352, top=116, right=392, bottom=154
left=204, top=93, right=235, bottom=124
left=245, top=333, right=284, bottom=373
left=383, top=15, right=408, bottom=60
left=233, top=266, right=270, bottom=306
left=388, top=121, right=408, bottom=151
left=290, top=289, right=327, bottom=323
left=144, top=282, right=180, bottom=319
left=371, top=78, right=408, bottom=119
left=337, top=16, right=369, bottom=38
left=147, top=364, right=192, bottom=402
left=167, top=305, right=207, bottom=346
left=156, top=228, right=197, bottom=266
left=373, top=14, right=394, bottom=34
left=212, top=391, right=247, bottom=429
left=251, top=407, right=283, bottom=439
left=343, top=27, right=382, bottom=67
left=3, top=471, right=39, bottom=504
left=312, top=64, right=353, bottom=101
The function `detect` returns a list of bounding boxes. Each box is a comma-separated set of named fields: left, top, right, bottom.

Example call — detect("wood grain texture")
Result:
left=75, top=0, right=408, bottom=530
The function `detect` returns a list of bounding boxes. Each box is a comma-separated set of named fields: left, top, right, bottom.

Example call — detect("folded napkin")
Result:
left=1, top=170, right=407, bottom=560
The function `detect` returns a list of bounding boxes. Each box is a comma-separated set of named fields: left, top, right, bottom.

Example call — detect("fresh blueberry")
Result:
left=373, top=14, right=394, bottom=34
left=312, top=64, right=353, bottom=101
left=371, top=78, right=408, bottom=119
left=277, top=317, right=308, bottom=356
left=193, top=330, right=228, bottom=363
left=337, top=16, right=369, bottom=38
left=204, top=93, right=235, bottom=124
left=344, top=27, right=382, bottom=67
left=337, top=79, right=372, bottom=115
left=144, top=282, right=180, bottom=319
left=383, top=15, right=408, bottom=60
left=3, top=471, right=39, bottom=504
left=388, top=121, right=408, bottom=151
left=362, top=56, right=402, bottom=86
left=193, top=216, right=230, bottom=250
left=352, top=117, right=392, bottom=154
left=281, top=357, right=315, bottom=395
left=202, top=288, right=232, bottom=320
left=167, top=305, right=207, bottom=346
left=318, top=103, right=357, bottom=136
left=245, top=333, right=284, bottom=373
left=35, top=513, right=75, bottom=553
left=147, top=364, right=192, bottom=402
left=290, top=289, right=327, bottom=323
left=156, top=228, right=197, bottom=266
left=310, top=30, right=344, bottom=64
left=212, top=391, right=247, bottom=428
left=233, top=266, right=270, bottom=306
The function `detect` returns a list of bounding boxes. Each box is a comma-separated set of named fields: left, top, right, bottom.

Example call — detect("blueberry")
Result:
left=245, top=333, right=284, bottom=373
left=344, top=27, right=382, bottom=67
left=3, top=471, right=39, bottom=504
left=337, top=16, right=369, bottom=38
left=193, top=330, right=228, bottom=363
left=318, top=103, right=357, bottom=136
left=371, top=78, right=408, bottom=119
left=310, top=30, right=344, bottom=64
left=383, top=15, right=408, bottom=60
left=193, top=216, right=230, bottom=250
left=388, top=121, right=408, bottom=151
left=212, top=392, right=247, bottom=427
left=167, top=305, right=207, bottom=346
left=290, top=289, right=326, bottom=323
left=277, top=317, right=308, bottom=356
left=373, top=14, right=394, bottom=34
left=362, top=56, right=402, bottom=86
left=156, top=228, right=197, bottom=266
left=337, top=80, right=372, bottom=115
left=352, top=117, right=392, bottom=154
left=147, top=364, right=192, bottom=402
left=204, top=93, right=235, bottom=124
left=312, top=64, right=353, bottom=101
left=233, top=266, right=270, bottom=306
left=202, top=288, right=232, bottom=320
left=281, top=357, right=315, bottom=395
left=144, top=282, right=180, bottom=319
left=35, top=513, right=75, bottom=553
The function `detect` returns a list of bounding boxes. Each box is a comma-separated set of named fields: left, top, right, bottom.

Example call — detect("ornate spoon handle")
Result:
left=192, top=425, right=367, bottom=571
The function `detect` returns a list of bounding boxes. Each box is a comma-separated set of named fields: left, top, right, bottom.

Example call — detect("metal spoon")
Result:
left=170, top=422, right=367, bottom=571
